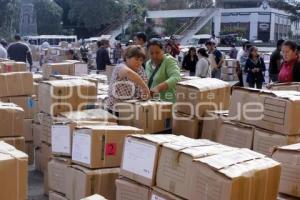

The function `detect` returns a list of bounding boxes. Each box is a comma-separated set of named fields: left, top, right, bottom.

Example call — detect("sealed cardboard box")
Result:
left=201, top=110, right=228, bottom=141
left=0, top=136, right=25, bottom=152
left=190, top=149, right=281, bottom=200
left=216, top=121, right=255, bottom=149
left=0, top=141, right=28, bottom=200
left=43, top=62, right=74, bottom=79
left=151, top=187, right=185, bottom=200
left=33, top=123, right=43, bottom=147
left=38, top=80, right=97, bottom=115
left=25, top=141, right=34, bottom=165
left=175, top=78, right=230, bottom=117
left=156, top=139, right=235, bottom=199
left=0, top=103, right=24, bottom=137
left=272, top=144, right=300, bottom=198
left=1, top=96, right=36, bottom=119
left=81, top=194, right=107, bottom=200
left=120, top=134, right=182, bottom=187
left=0, top=61, right=27, bottom=73
left=60, top=108, right=117, bottom=123
left=49, top=191, right=68, bottom=200
left=254, top=128, right=300, bottom=156
left=51, top=123, right=75, bottom=156
left=48, top=157, right=72, bottom=195
left=66, top=165, right=119, bottom=200
left=39, top=112, right=54, bottom=144
left=230, top=88, right=300, bottom=135
left=172, top=112, right=201, bottom=139
left=41, top=142, right=52, bottom=173
left=118, top=100, right=173, bottom=134
left=0, top=72, right=34, bottom=97
left=116, top=178, right=151, bottom=200
left=65, top=60, right=88, bottom=76
left=22, top=119, right=33, bottom=141
left=72, top=125, right=143, bottom=168
left=269, top=82, right=300, bottom=91
left=224, top=59, right=238, bottom=68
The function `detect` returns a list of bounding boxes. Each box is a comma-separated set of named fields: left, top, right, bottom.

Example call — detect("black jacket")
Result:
left=7, top=42, right=32, bottom=65
left=96, top=47, right=111, bottom=70
left=292, top=61, right=300, bottom=82
left=245, top=57, right=266, bottom=83
left=182, top=54, right=198, bottom=73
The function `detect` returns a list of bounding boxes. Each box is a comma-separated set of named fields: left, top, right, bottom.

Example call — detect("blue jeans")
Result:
left=212, top=68, right=221, bottom=79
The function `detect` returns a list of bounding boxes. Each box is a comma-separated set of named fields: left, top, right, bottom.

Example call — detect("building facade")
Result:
left=20, top=0, right=37, bottom=36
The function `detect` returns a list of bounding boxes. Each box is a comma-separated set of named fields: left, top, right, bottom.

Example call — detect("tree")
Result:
left=270, top=0, right=300, bottom=22
left=33, top=0, right=63, bottom=35
left=0, top=0, right=21, bottom=40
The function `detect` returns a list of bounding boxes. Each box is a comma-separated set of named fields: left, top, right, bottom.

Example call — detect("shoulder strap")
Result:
left=148, top=62, right=162, bottom=88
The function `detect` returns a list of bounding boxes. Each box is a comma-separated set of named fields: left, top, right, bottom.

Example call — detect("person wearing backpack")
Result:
left=145, top=38, right=181, bottom=102
left=205, top=41, right=223, bottom=79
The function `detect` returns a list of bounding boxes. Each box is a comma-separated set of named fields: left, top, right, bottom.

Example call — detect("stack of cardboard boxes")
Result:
left=214, top=87, right=300, bottom=157
left=221, top=59, right=239, bottom=81
left=117, top=134, right=282, bottom=200
left=0, top=72, right=35, bottom=164
left=173, top=78, right=230, bottom=138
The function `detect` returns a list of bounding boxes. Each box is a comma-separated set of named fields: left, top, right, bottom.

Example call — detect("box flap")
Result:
left=260, top=90, right=300, bottom=101
left=76, top=125, right=143, bottom=132
left=181, top=144, right=236, bottom=158
left=60, top=109, right=117, bottom=121
left=177, top=78, right=229, bottom=91
left=0, top=141, right=28, bottom=159
left=196, top=149, right=265, bottom=170
left=274, top=143, right=300, bottom=152
left=128, top=134, right=180, bottom=145
left=42, top=79, right=95, bottom=87
left=162, top=137, right=217, bottom=151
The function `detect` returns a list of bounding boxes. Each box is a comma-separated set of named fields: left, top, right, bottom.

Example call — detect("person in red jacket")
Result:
left=167, top=35, right=180, bottom=58
left=278, top=41, right=300, bottom=83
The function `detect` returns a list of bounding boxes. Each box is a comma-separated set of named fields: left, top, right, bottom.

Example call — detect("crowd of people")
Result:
left=2, top=33, right=300, bottom=113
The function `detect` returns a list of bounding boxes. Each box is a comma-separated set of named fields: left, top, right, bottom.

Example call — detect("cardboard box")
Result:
left=60, top=108, right=117, bottom=123
left=34, top=82, right=39, bottom=97
left=175, top=78, right=230, bottom=117
left=1, top=96, right=36, bottom=119
left=66, top=165, right=119, bottom=200
left=0, top=61, right=27, bottom=73
left=38, top=80, right=97, bottom=115
left=229, top=88, right=300, bottom=135
left=156, top=139, right=235, bottom=199
left=120, top=134, right=182, bottom=187
left=48, top=157, right=72, bottom=195
left=0, top=141, right=28, bottom=200
left=0, top=103, right=24, bottom=137
left=272, top=144, right=300, bottom=198
left=116, top=178, right=151, bottom=200
left=278, top=194, right=300, bottom=200
left=72, top=125, right=143, bottom=168
left=216, top=121, right=255, bottom=149
left=51, top=123, right=75, bottom=156
left=44, top=170, right=49, bottom=195
left=25, top=141, right=34, bottom=165
left=41, top=142, right=52, bottom=173
left=224, top=59, right=238, bottom=68
left=254, top=128, right=300, bottom=156
left=33, top=123, right=43, bottom=147
left=35, top=147, right=43, bottom=172
left=43, top=62, right=74, bottom=79
left=118, top=100, right=173, bottom=134
left=65, top=60, right=88, bottom=76
left=0, top=136, right=25, bottom=152
left=0, top=72, right=34, bottom=97
left=151, top=187, right=185, bottom=200
left=81, top=194, right=107, bottom=200
left=172, top=112, right=201, bottom=139
left=201, top=110, right=228, bottom=141
left=22, top=119, right=33, bottom=141
left=190, top=149, right=281, bottom=200
left=269, top=82, right=300, bottom=91
left=39, top=112, right=54, bottom=144
left=49, top=191, right=68, bottom=200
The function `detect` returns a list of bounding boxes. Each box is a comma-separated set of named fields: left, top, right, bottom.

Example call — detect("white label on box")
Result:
left=51, top=125, right=71, bottom=154
left=75, top=64, right=88, bottom=76
left=122, top=137, right=157, bottom=179
left=72, top=130, right=92, bottom=164
left=151, top=194, right=166, bottom=200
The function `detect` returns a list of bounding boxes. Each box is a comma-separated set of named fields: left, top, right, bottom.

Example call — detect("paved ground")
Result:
left=28, top=166, right=48, bottom=200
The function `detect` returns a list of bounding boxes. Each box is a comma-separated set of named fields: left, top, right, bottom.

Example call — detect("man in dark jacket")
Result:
left=7, top=35, right=33, bottom=71
left=269, top=39, right=284, bottom=82
left=96, top=39, right=111, bottom=73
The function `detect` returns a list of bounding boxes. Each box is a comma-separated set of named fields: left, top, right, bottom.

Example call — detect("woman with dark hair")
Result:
left=146, top=38, right=181, bottom=102
left=182, top=47, right=198, bottom=76
left=278, top=41, right=300, bottom=82
left=244, top=46, right=266, bottom=89
left=106, top=45, right=150, bottom=114
left=195, top=48, right=210, bottom=78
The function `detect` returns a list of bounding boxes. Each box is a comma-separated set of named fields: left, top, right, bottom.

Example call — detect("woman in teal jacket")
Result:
left=146, top=38, right=181, bottom=102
